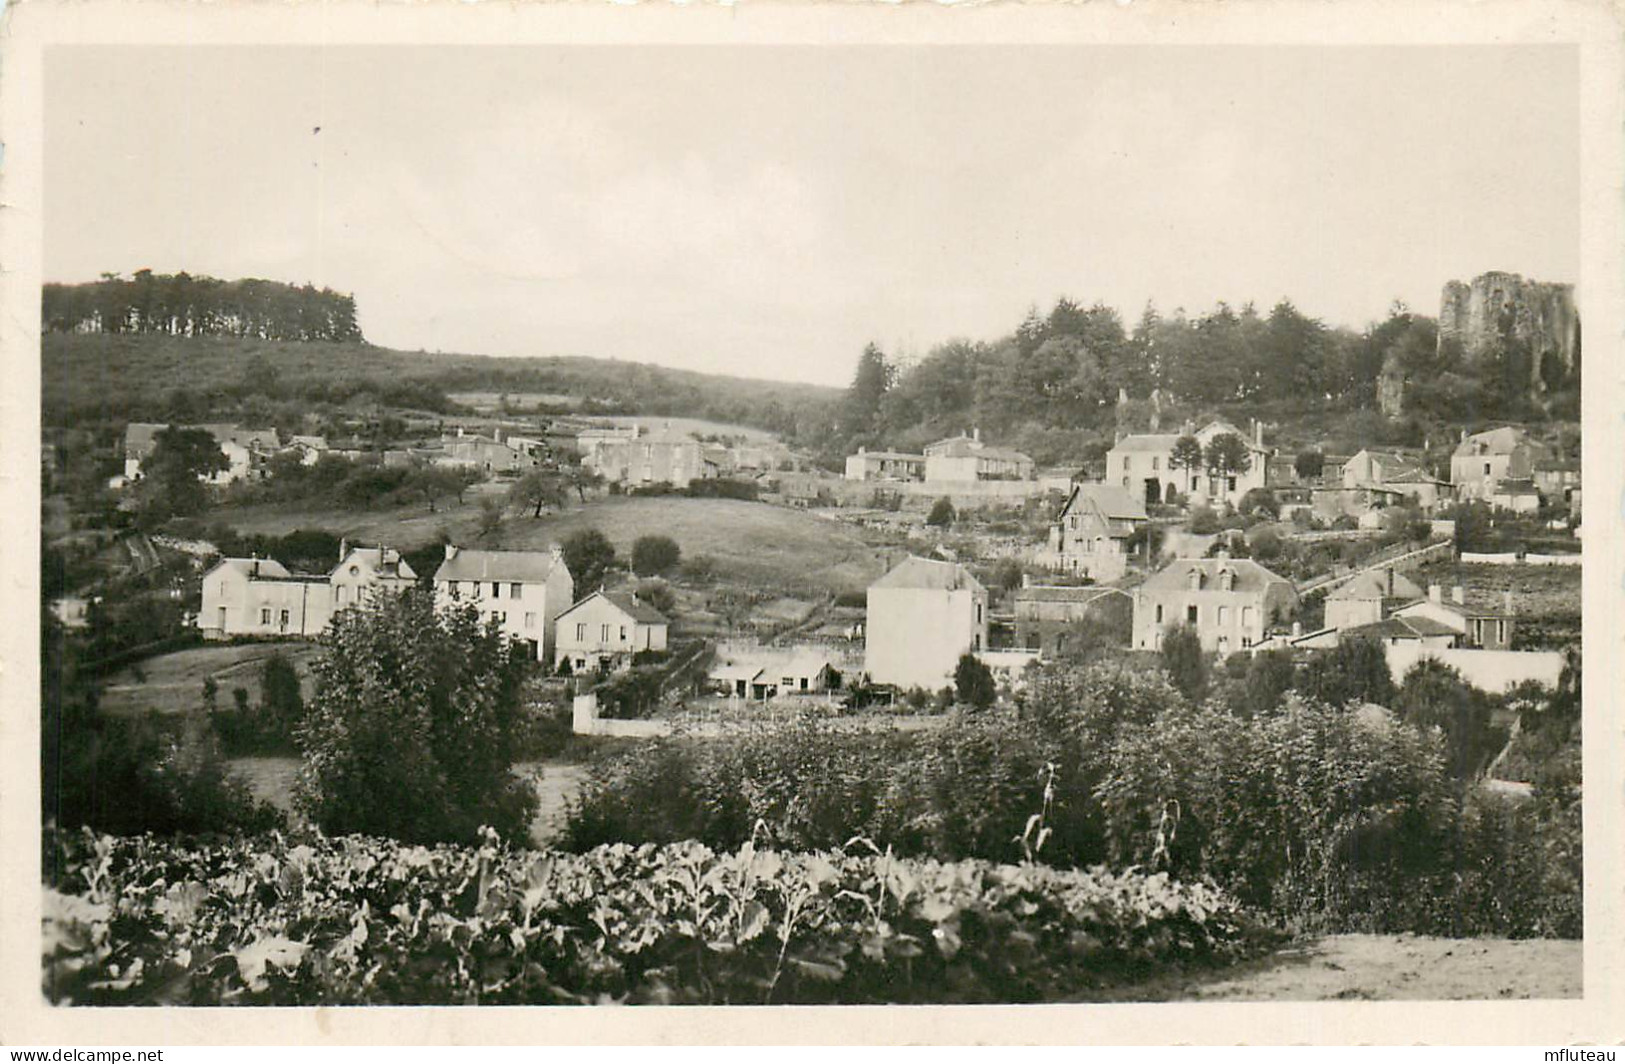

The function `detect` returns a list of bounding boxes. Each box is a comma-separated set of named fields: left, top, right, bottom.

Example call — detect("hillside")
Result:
left=40, top=332, right=839, bottom=438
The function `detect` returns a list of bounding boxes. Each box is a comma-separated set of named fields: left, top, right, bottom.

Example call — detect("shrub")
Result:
left=630, top=535, right=681, bottom=577
left=634, top=579, right=677, bottom=616
left=953, top=653, right=996, bottom=709
left=926, top=497, right=955, bottom=528
left=1159, top=625, right=1207, bottom=700
left=296, top=588, right=538, bottom=846
left=1187, top=506, right=1221, bottom=534
left=42, top=829, right=1276, bottom=1005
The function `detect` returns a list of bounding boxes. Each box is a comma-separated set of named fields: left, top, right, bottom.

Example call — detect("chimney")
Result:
left=1451, top=585, right=1465, bottom=605
left=1428, top=584, right=1442, bottom=604
left=1502, top=589, right=1515, bottom=616
left=1255, top=420, right=1264, bottom=448
left=1292, top=621, right=1302, bottom=638
left=445, top=543, right=459, bottom=561
left=1215, top=548, right=1230, bottom=562
left=339, top=537, right=349, bottom=561
left=1460, top=428, right=1468, bottom=443
left=550, top=543, right=564, bottom=564
left=858, top=446, right=866, bottom=455
left=973, top=427, right=981, bottom=443
left=1021, top=573, right=1031, bottom=589
left=1384, top=568, right=1394, bottom=597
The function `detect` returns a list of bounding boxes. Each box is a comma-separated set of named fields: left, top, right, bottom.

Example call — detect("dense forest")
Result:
left=43, top=272, right=363, bottom=343
left=828, top=296, right=1577, bottom=470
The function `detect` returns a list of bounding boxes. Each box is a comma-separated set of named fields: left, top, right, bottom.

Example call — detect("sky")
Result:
left=44, top=45, right=1578, bottom=388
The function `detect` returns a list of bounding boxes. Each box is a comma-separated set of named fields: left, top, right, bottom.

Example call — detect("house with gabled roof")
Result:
left=709, top=646, right=840, bottom=700
left=1132, top=552, right=1298, bottom=656
left=1324, top=568, right=1425, bottom=630
left=1106, top=419, right=1269, bottom=508
left=1389, top=583, right=1516, bottom=650
left=197, top=542, right=418, bottom=640
left=923, top=430, right=1034, bottom=482
left=1451, top=427, right=1550, bottom=505
left=432, top=545, right=575, bottom=661
left=865, top=556, right=988, bottom=690
left=554, top=589, right=670, bottom=673
left=1048, top=483, right=1150, bottom=581
left=1012, top=581, right=1132, bottom=656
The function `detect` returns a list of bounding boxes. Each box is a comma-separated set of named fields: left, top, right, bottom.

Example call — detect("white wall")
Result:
left=1385, top=644, right=1565, bottom=693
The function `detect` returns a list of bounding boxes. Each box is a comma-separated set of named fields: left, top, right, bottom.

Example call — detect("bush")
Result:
left=953, top=653, right=996, bottom=709
left=561, top=529, right=617, bottom=592
left=42, top=829, right=1276, bottom=1005
left=296, top=588, right=538, bottom=846
left=1187, top=506, right=1221, bottom=534
left=926, top=497, right=955, bottom=528
left=630, top=535, right=682, bottom=577
left=1159, top=625, right=1207, bottom=700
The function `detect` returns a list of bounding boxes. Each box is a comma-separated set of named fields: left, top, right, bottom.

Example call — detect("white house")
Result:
left=1106, top=419, right=1269, bottom=508
left=1132, top=553, right=1298, bottom=655
left=197, top=544, right=418, bottom=640
left=865, top=556, right=988, bottom=691
left=554, top=590, right=670, bottom=673
left=923, top=430, right=1034, bottom=482
left=1047, top=483, right=1150, bottom=581
left=1451, top=427, right=1549, bottom=504
left=432, top=545, right=575, bottom=661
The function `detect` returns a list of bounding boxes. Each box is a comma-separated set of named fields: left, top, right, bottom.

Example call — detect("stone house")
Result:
left=432, top=545, right=575, bottom=662
left=1389, top=584, right=1517, bottom=650
left=554, top=590, right=670, bottom=673
left=1132, top=553, right=1298, bottom=655
left=1451, top=427, right=1549, bottom=504
left=865, top=556, right=988, bottom=690
left=1106, top=419, right=1269, bottom=508
left=1046, top=483, right=1149, bottom=582
left=1324, top=568, right=1425, bottom=630
left=1012, top=582, right=1133, bottom=656
left=710, top=647, right=839, bottom=700
left=582, top=424, right=707, bottom=489
left=923, top=431, right=1034, bottom=482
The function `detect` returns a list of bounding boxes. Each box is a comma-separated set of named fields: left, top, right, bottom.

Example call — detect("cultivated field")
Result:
left=99, top=642, right=324, bottom=716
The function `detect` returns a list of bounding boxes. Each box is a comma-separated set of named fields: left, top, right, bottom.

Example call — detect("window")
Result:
left=575, top=658, right=586, bottom=670
left=279, top=609, right=290, bottom=627
left=1227, top=476, right=1237, bottom=492
left=620, top=625, right=628, bottom=641
left=491, top=582, right=501, bottom=599
left=1217, top=605, right=1228, bottom=625
left=1483, top=462, right=1492, bottom=475
left=1122, top=477, right=1130, bottom=488
left=510, top=583, right=522, bottom=599
left=1242, top=606, right=1255, bottom=628
left=493, top=611, right=506, bottom=624
left=525, top=612, right=537, bottom=629
left=260, top=608, right=272, bottom=624
left=1152, top=456, right=1160, bottom=471
left=1186, top=605, right=1198, bottom=624
left=973, top=633, right=982, bottom=650
left=782, top=676, right=795, bottom=688
left=975, top=602, right=983, bottom=624
left=575, top=623, right=587, bottom=641
left=1123, top=455, right=1132, bottom=471
left=601, top=624, right=611, bottom=641
left=1155, top=604, right=1164, bottom=623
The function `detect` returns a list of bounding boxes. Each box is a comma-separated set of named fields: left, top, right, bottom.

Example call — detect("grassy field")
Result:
left=217, top=495, right=891, bottom=595
left=100, top=642, right=324, bottom=716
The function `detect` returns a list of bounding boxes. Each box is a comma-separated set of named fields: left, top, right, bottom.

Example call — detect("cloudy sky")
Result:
left=45, top=45, right=1577, bottom=387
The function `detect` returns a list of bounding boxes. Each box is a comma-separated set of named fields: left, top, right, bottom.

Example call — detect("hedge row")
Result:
left=43, top=828, right=1277, bottom=1006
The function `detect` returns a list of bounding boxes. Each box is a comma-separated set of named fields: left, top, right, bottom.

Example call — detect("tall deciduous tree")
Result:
left=296, top=588, right=537, bottom=845
left=562, top=528, right=617, bottom=592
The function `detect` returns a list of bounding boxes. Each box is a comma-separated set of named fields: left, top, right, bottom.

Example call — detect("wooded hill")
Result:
left=44, top=272, right=363, bottom=344
left=40, top=331, right=840, bottom=441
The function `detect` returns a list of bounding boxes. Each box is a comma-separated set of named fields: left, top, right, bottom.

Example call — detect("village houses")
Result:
left=844, top=448, right=927, bottom=482
left=1451, top=427, right=1549, bottom=506
left=123, top=422, right=281, bottom=486
left=1046, top=482, right=1150, bottom=582
left=1132, top=552, right=1299, bottom=655
left=865, top=555, right=989, bottom=690
left=581, top=423, right=707, bottom=489
left=1106, top=419, right=1269, bottom=508
left=198, top=542, right=418, bottom=639
left=436, top=427, right=543, bottom=474
left=553, top=589, right=670, bottom=674
left=710, top=647, right=841, bottom=701
left=431, top=545, right=575, bottom=662
left=1323, top=568, right=1426, bottom=631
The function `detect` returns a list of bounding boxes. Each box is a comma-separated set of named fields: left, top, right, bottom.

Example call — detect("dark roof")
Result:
left=601, top=590, right=670, bottom=625
left=1327, top=569, right=1424, bottom=602
left=1453, top=426, right=1532, bottom=457
left=433, top=548, right=566, bottom=584
left=1061, top=483, right=1149, bottom=523
left=1345, top=615, right=1459, bottom=641
left=1141, top=556, right=1294, bottom=594
left=870, top=556, right=985, bottom=592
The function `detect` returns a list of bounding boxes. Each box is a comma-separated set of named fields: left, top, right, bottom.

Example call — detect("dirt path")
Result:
left=1164, top=935, right=1581, bottom=1001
